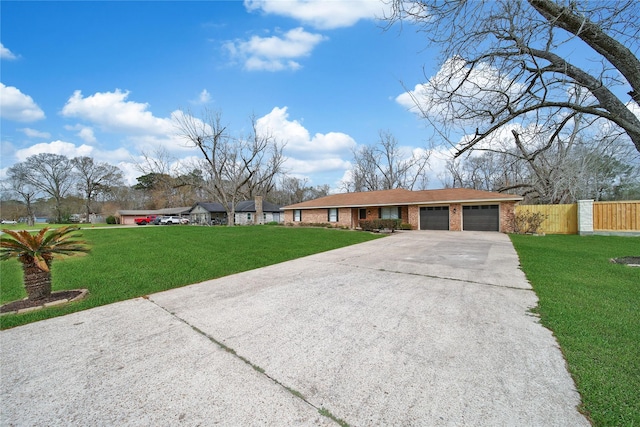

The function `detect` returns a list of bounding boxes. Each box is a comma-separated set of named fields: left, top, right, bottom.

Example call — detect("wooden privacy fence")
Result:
left=593, top=201, right=639, bottom=232
left=515, top=204, right=577, bottom=234
left=516, top=201, right=640, bottom=234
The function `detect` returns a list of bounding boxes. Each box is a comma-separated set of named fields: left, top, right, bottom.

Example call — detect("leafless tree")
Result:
left=443, top=119, right=639, bottom=203
left=174, top=109, right=286, bottom=226
left=22, top=153, right=74, bottom=223
left=133, top=147, right=187, bottom=208
left=387, top=0, right=640, bottom=158
left=270, top=176, right=331, bottom=205
left=3, top=163, right=39, bottom=225
left=242, top=115, right=286, bottom=200
left=71, top=156, right=124, bottom=221
left=347, top=130, right=430, bottom=192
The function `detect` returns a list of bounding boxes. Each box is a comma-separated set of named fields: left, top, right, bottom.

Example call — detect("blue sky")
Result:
left=1, top=0, right=444, bottom=190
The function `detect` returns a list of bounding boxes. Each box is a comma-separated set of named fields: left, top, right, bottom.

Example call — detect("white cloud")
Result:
left=0, top=83, right=45, bottom=122
left=256, top=106, right=355, bottom=179
left=0, top=43, right=18, bottom=60
left=198, top=89, right=211, bottom=104
left=190, top=89, right=212, bottom=105
left=15, top=140, right=94, bottom=162
left=224, top=27, right=326, bottom=71
left=284, top=156, right=351, bottom=174
left=77, top=127, right=97, bottom=144
left=65, top=124, right=99, bottom=144
left=244, top=0, right=389, bottom=29
left=61, top=89, right=174, bottom=135
left=59, top=89, right=199, bottom=159
left=19, top=128, right=51, bottom=139
left=257, top=106, right=356, bottom=155
left=65, top=124, right=98, bottom=144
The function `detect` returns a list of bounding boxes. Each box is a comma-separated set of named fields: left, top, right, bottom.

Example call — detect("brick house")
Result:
left=282, top=188, right=523, bottom=232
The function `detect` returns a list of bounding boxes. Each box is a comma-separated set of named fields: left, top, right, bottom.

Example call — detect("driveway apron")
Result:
left=1, top=231, right=589, bottom=426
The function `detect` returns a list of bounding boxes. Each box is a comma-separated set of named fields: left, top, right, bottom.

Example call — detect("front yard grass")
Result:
left=1, top=226, right=382, bottom=329
left=510, top=234, right=640, bottom=426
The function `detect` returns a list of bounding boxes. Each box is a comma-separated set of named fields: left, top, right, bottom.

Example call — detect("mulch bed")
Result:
left=1, top=290, right=86, bottom=314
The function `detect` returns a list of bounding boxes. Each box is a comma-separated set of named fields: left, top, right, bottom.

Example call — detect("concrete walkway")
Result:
left=0, top=231, right=589, bottom=426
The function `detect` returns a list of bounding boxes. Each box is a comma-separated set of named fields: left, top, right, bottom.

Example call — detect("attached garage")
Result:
left=463, top=205, right=499, bottom=231
left=420, top=206, right=449, bottom=230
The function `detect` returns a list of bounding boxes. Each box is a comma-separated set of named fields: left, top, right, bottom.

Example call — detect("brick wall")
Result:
left=408, top=206, right=419, bottom=229
left=500, top=201, right=516, bottom=233
left=285, top=208, right=352, bottom=228
left=450, top=203, right=462, bottom=231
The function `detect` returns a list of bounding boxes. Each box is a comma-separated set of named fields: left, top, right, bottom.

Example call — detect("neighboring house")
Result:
left=234, top=199, right=284, bottom=225
left=190, top=202, right=228, bottom=225
left=282, top=188, right=524, bottom=232
left=190, top=197, right=284, bottom=225
left=118, top=207, right=191, bottom=225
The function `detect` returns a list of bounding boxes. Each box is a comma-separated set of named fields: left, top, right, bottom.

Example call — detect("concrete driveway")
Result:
left=1, top=231, right=589, bottom=426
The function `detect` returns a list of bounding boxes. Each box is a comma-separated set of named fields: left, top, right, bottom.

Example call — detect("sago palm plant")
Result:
left=1, top=226, right=90, bottom=301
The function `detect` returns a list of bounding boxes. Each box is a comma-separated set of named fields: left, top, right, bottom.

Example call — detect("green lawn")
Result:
left=0, top=222, right=116, bottom=231
left=510, top=234, right=640, bottom=427
left=1, top=226, right=382, bottom=329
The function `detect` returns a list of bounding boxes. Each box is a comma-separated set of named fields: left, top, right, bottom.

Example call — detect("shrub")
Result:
left=358, top=219, right=401, bottom=232
left=512, top=211, right=547, bottom=234
left=304, top=222, right=332, bottom=228
left=399, top=223, right=413, bottom=230
left=106, top=215, right=117, bottom=225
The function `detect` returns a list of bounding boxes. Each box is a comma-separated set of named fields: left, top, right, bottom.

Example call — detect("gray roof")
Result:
left=235, top=200, right=283, bottom=213
left=190, top=201, right=283, bottom=214
left=191, top=202, right=226, bottom=213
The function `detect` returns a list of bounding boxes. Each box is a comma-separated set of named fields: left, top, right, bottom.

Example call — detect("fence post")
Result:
left=577, top=200, right=594, bottom=235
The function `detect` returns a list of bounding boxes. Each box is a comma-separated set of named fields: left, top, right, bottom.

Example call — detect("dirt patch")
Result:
left=1, top=289, right=88, bottom=314
left=610, top=257, right=640, bottom=267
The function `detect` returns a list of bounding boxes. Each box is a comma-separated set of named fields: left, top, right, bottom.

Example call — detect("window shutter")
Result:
left=378, top=208, right=382, bottom=218
left=398, top=207, right=402, bottom=219
left=336, top=209, right=339, bottom=221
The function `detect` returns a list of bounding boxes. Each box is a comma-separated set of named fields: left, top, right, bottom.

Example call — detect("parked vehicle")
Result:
left=134, top=215, right=158, bottom=225
left=1, top=219, right=18, bottom=224
left=159, top=216, right=183, bottom=225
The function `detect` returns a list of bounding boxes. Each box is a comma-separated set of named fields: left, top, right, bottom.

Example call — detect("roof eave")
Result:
left=285, top=197, right=523, bottom=210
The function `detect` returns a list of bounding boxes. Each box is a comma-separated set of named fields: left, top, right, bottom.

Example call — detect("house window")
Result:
left=359, top=208, right=367, bottom=220
left=293, top=209, right=302, bottom=222
left=328, top=208, right=338, bottom=222
left=247, top=213, right=252, bottom=221
left=380, top=206, right=401, bottom=219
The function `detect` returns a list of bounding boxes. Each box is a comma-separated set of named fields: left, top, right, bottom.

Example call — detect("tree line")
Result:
left=0, top=151, right=331, bottom=225
left=385, top=0, right=640, bottom=203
